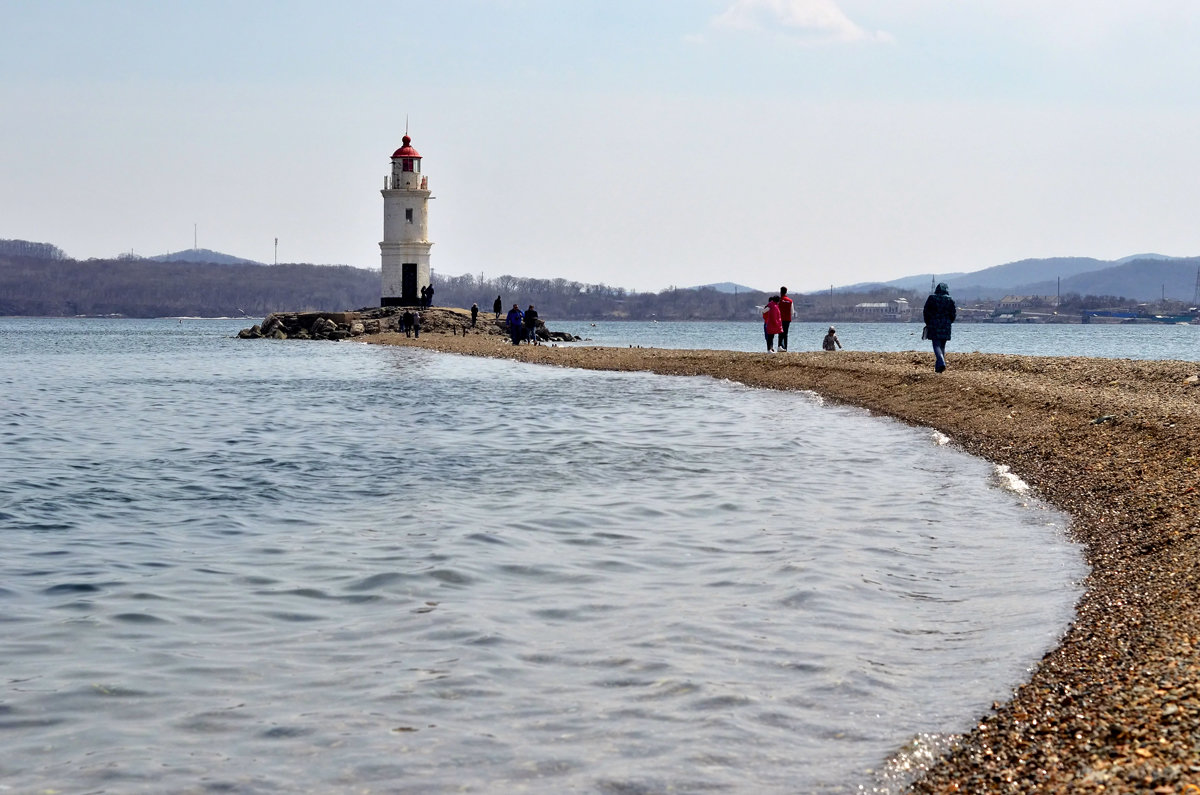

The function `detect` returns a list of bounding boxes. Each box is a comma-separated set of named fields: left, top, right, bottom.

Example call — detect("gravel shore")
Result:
left=367, top=332, right=1200, bottom=791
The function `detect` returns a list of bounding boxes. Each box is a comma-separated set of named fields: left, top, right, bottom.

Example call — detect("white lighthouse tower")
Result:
left=380, top=134, right=432, bottom=306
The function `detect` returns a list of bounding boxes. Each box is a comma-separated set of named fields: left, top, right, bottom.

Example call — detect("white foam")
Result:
left=931, top=431, right=951, bottom=446
left=993, top=463, right=1031, bottom=495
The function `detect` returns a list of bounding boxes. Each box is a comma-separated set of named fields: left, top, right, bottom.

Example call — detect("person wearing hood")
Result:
left=923, top=282, right=957, bottom=373
left=822, top=326, right=842, bottom=351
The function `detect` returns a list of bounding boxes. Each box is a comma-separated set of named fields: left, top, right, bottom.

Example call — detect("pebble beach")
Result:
left=369, top=331, right=1200, bottom=792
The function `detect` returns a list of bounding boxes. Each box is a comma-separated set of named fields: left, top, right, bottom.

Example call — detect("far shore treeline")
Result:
left=0, top=239, right=1190, bottom=321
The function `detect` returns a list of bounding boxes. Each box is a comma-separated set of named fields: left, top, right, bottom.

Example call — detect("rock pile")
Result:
left=237, top=305, right=581, bottom=342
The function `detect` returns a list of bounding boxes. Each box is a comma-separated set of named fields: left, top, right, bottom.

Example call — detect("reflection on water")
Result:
left=0, top=318, right=1085, bottom=792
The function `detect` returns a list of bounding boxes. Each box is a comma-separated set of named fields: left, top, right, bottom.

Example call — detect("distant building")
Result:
left=853, top=298, right=910, bottom=318
left=997, top=295, right=1060, bottom=311
left=380, top=134, right=433, bottom=307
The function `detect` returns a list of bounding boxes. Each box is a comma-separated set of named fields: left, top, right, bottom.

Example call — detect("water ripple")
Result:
left=0, top=318, right=1086, bottom=794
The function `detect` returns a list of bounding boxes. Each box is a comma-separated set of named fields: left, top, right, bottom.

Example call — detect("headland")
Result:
left=367, top=330, right=1200, bottom=791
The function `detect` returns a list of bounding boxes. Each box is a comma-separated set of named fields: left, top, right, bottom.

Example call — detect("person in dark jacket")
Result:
left=425, top=283, right=435, bottom=308
left=524, top=305, right=539, bottom=344
left=922, top=282, right=957, bottom=373
left=505, top=304, right=524, bottom=345
left=470, top=303, right=479, bottom=327
left=493, top=295, right=503, bottom=319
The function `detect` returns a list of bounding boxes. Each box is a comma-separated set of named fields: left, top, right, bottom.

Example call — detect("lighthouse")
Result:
left=380, top=134, right=432, bottom=306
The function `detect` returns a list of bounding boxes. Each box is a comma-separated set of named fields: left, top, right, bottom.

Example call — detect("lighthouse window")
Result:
left=402, top=158, right=414, bottom=172
left=405, top=209, right=414, bottom=223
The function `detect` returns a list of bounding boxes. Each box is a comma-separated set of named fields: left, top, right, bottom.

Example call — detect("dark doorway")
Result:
left=402, top=263, right=418, bottom=304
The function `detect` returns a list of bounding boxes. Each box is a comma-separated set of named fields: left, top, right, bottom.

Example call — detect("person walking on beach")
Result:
left=923, top=282, right=957, bottom=373
left=401, top=309, right=413, bottom=337
left=505, top=303, right=524, bottom=346
left=822, top=326, right=842, bottom=351
left=778, top=286, right=794, bottom=351
left=470, top=303, right=479, bottom=328
left=762, top=295, right=783, bottom=352
left=493, top=295, right=503, bottom=319
left=524, top=304, right=539, bottom=344
left=411, top=309, right=421, bottom=338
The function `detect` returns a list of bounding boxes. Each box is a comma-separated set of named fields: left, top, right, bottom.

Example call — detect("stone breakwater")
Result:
left=237, top=306, right=580, bottom=342
left=368, top=332, right=1200, bottom=792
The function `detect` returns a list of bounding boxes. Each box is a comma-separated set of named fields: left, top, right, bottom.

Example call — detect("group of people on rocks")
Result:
left=504, top=303, right=541, bottom=346
left=761, top=282, right=956, bottom=372
left=411, top=291, right=543, bottom=345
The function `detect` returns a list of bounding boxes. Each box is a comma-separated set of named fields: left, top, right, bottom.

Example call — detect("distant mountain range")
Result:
left=842, top=254, right=1200, bottom=304
left=6, top=236, right=1198, bottom=306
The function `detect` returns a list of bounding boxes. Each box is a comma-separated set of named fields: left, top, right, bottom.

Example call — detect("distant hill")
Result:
left=1114, top=253, right=1177, bottom=265
left=147, top=248, right=266, bottom=266
left=848, top=254, right=1199, bottom=303
left=693, top=282, right=762, bottom=294
left=0, top=255, right=378, bottom=317
left=840, top=272, right=969, bottom=293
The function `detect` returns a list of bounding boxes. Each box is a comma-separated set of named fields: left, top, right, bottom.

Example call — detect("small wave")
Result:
left=931, top=431, right=951, bottom=446
left=992, top=464, right=1031, bottom=495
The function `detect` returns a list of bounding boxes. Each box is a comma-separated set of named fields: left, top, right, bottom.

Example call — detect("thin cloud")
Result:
left=711, top=0, right=892, bottom=44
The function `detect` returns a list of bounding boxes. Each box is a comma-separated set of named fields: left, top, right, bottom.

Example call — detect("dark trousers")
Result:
left=780, top=321, right=790, bottom=350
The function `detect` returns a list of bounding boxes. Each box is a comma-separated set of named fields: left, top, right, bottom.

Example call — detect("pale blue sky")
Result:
left=3, top=1, right=1199, bottom=292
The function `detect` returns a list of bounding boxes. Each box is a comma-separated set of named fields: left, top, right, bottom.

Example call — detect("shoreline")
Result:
left=367, top=333, right=1200, bottom=791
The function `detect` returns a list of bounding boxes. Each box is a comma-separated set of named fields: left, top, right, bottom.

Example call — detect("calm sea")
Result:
left=0, top=318, right=1108, bottom=793
left=553, top=318, right=1200, bottom=359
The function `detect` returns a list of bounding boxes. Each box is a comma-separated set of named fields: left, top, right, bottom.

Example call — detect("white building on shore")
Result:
left=380, top=134, right=433, bottom=307
left=853, top=298, right=910, bottom=318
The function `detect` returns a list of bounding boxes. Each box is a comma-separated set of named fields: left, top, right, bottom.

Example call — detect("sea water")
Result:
left=559, top=319, right=1200, bottom=360
left=1, top=318, right=1087, bottom=793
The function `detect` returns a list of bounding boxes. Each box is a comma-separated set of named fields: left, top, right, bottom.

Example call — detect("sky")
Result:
left=3, top=0, right=1200, bottom=293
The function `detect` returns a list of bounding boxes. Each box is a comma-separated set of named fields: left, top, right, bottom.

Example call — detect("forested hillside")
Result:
left=429, top=272, right=768, bottom=321
left=0, top=255, right=378, bottom=317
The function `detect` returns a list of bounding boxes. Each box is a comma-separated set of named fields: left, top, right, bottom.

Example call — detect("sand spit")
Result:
left=368, top=332, right=1200, bottom=792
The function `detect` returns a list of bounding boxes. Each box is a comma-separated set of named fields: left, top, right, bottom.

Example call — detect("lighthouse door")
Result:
left=402, top=263, right=418, bottom=304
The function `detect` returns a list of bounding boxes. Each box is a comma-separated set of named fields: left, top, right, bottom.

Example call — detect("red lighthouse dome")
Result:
left=391, top=135, right=421, bottom=159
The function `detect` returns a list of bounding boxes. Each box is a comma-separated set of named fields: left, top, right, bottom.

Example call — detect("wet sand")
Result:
left=368, top=332, right=1200, bottom=791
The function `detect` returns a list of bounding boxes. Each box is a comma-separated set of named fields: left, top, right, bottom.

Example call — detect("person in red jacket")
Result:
left=778, top=286, right=794, bottom=351
left=762, top=295, right=783, bottom=352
